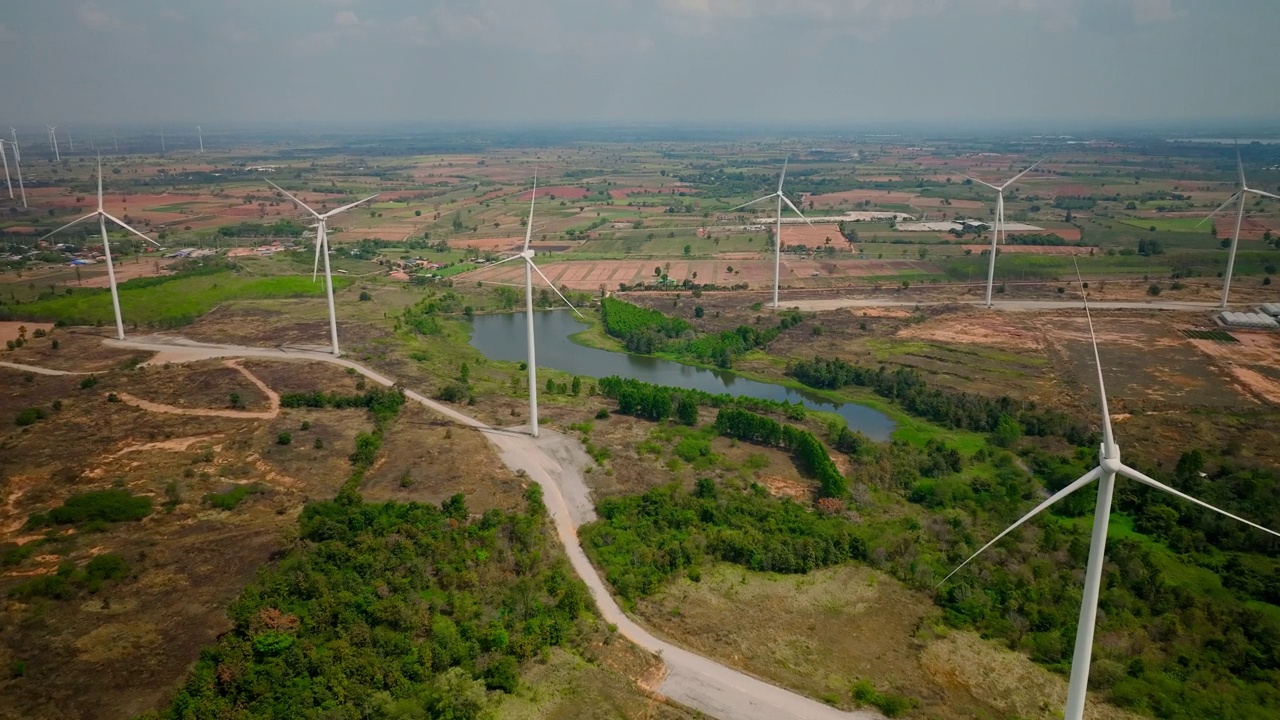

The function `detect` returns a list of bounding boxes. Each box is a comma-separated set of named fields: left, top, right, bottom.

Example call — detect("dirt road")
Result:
left=100, top=335, right=878, bottom=720
left=0, top=360, right=89, bottom=376
left=115, top=360, right=281, bottom=420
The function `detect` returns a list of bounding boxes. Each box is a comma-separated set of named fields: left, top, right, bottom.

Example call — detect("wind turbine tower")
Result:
left=965, top=159, right=1043, bottom=307
left=729, top=157, right=814, bottom=308
left=67, top=128, right=74, bottom=153
left=9, top=130, right=26, bottom=207
left=47, top=126, right=60, bottom=162
left=266, top=180, right=379, bottom=355
left=1199, top=146, right=1280, bottom=308
left=939, top=261, right=1280, bottom=720
left=197, top=126, right=204, bottom=154
left=39, top=158, right=161, bottom=340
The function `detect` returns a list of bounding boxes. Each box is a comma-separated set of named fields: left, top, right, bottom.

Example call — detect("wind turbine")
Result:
left=66, top=128, right=74, bottom=153
left=197, top=125, right=204, bottom=154
left=1197, top=146, right=1280, bottom=308
left=47, top=126, right=60, bottom=162
left=160, top=130, right=166, bottom=153
left=484, top=173, right=583, bottom=438
left=966, top=159, right=1044, bottom=307
left=729, top=157, right=814, bottom=308
left=265, top=180, right=378, bottom=356
left=938, top=261, right=1280, bottom=720
left=9, top=130, right=27, bottom=207
left=39, top=157, right=160, bottom=340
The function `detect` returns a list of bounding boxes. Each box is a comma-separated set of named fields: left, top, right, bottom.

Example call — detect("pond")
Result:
left=467, top=310, right=896, bottom=441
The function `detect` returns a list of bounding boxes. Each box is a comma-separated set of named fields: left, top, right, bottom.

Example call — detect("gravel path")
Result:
left=101, top=335, right=879, bottom=720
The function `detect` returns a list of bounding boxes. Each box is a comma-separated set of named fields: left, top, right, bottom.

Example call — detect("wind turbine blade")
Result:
left=729, top=193, right=777, bottom=212
left=528, top=260, right=584, bottom=318
left=963, top=175, right=1000, bottom=191
left=1247, top=188, right=1280, bottom=201
left=781, top=194, right=815, bottom=227
left=322, top=193, right=380, bottom=219
left=1237, top=146, right=1246, bottom=190
left=1117, top=464, right=1280, bottom=540
left=1000, top=158, right=1046, bottom=189
left=484, top=254, right=525, bottom=269
left=103, top=213, right=161, bottom=246
left=937, top=466, right=1103, bottom=587
left=778, top=156, right=789, bottom=193
left=96, top=157, right=104, bottom=212
left=1197, top=193, right=1242, bottom=228
left=1074, top=259, right=1115, bottom=452
left=524, top=170, right=538, bottom=252
left=39, top=212, right=99, bottom=242
left=265, top=180, right=321, bottom=219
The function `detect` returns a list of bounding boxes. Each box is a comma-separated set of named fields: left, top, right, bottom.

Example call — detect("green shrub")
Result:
left=435, top=382, right=468, bottom=403
left=79, top=376, right=98, bottom=390
left=276, top=432, right=292, bottom=446
left=28, top=490, right=152, bottom=528
left=595, top=408, right=610, bottom=420
left=14, top=408, right=44, bottom=427
left=204, top=484, right=263, bottom=511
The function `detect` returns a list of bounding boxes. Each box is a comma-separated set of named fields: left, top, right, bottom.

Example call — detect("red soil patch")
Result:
left=805, top=189, right=914, bottom=207
left=1215, top=217, right=1274, bottom=241
left=515, top=185, right=587, bottom=201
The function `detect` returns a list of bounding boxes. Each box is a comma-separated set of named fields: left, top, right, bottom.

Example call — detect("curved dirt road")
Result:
left=104, top=335, right=879, bottom=720
left=116, top=360, right=282, bottom=420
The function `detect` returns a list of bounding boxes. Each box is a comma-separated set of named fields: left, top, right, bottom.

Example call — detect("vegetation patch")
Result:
left=150, top=489, right=589, bottom=719
left=581, top=481, right=865, bottom=604
left=25, top=489, right=153, bottom=529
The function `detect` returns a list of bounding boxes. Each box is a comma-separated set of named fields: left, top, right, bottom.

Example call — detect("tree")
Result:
left=358, top=291, right=372, bottom=301
left=992, top=414, right=1023, bottom=448
left=683, top=244, right=692, bottom=257
left=676, top=395, right=698, bottom=425
left=654, top=266, right=662, bottom=277
left=694, top=306, right=704, bottom=318
left=571, top=376, right=582, bottom=395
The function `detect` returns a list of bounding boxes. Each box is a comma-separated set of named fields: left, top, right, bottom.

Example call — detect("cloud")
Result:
left=77, top=3, right=122, bottom=31
left=0, top=23, right=17, bottom=43
left=656, top=0, right=1184, bottom=37
left=394, top=15, right=433, bottom=47
left=295, top=10, right=376, bottom=51
left=1130, top=0, right=1184, bottom=26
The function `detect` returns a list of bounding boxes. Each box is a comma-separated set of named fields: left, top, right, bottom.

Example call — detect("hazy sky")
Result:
left=2, top=0, right=1277, bottom=129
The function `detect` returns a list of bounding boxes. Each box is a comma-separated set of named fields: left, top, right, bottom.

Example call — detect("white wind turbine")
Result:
left=66, top=128, right=74, bottom=153
left=197, top=126, right=204, bottom=154
left=729, top=157, right=814, bottom=308
left=39, top=157, right=160, bottom=340
left=1197, top=146, right=1280, bottom=309
left=484, top=173, right=583, bottom=438
left=9, top=130, right=27, bottom=207
left=47, top=125, right=60, bottom=162
left=966, top=159, right=1044, bottom=307
left=939, top=262, right=1280, bottom=720
left=265, top=180, right=379, bottom=356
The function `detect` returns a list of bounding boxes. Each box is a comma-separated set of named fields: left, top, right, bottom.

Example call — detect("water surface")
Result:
left=467, top=310, right=895, bottom=441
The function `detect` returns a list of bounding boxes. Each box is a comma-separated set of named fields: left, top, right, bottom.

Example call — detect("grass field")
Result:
left=1117, top=217, right=1216, bottom=233
left=11, top=272, right=345, bottom=328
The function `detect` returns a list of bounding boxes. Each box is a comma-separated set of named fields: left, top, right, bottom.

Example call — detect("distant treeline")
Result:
left=215, top=220, right=307, bottom=238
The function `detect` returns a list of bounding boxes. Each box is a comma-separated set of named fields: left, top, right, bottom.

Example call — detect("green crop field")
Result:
left=11, top=272, right=345, bottom=328
left=1117, top=217, right=1215, bottom=233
